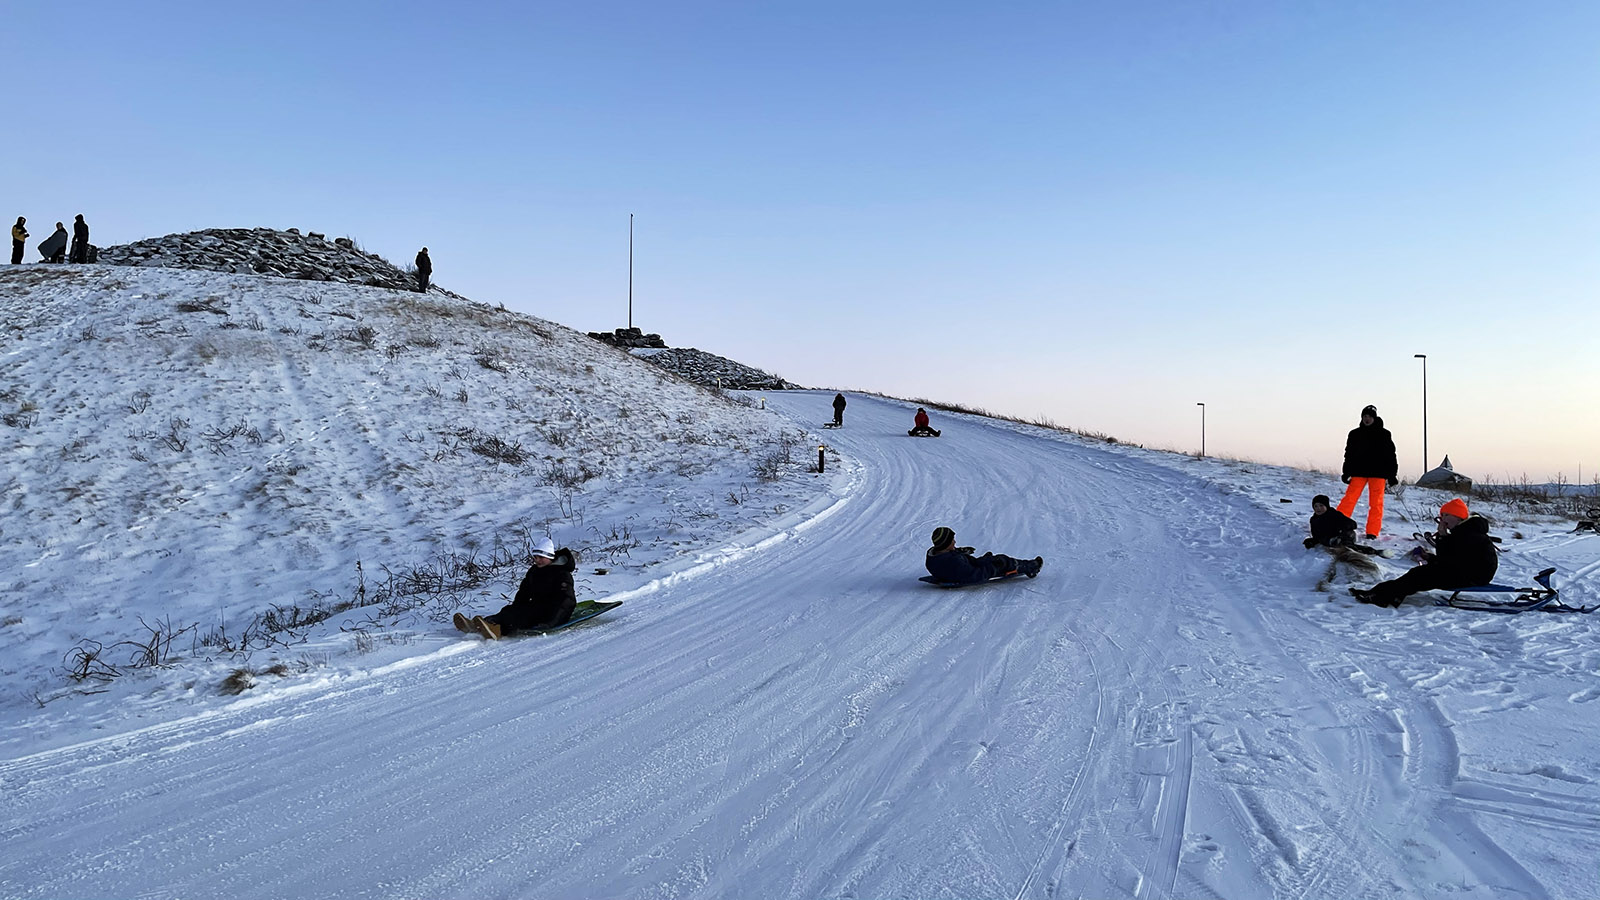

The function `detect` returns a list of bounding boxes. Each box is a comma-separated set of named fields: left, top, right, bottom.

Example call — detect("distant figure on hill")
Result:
left=1351, top=499, right=1497, bottom=608
left=831, top=392, right=846, bottom=427
left=10, top=217, right=26, bottom=264
left=39, top=222, right=68, bottom=263
left=908, top=407, right=940, bottom=437
left=68, top=214, right=89, bottom=264
left=414, top=247, right=431, bottom=293
left=1338, top=404, right=1397, bottom=539
left=454, top=538, right=576, bottom=639
left=925, top=526, right=1042, bottom=584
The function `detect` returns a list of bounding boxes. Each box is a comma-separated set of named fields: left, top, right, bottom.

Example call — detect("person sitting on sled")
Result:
left=1350, top=499, right=1497, bottom=608
left=925, top=526, right=1042, bottom=584
left=908, top=408, right=941, bottom=437
left=455, top=538, right=577, bottom=639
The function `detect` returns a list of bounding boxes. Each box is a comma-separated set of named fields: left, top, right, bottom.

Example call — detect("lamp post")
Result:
left=627, top=213, right=634, bottom=330
left=1414, top=353, right=1427, bottom=475
left=1196, top=402, right=1206, bottom=458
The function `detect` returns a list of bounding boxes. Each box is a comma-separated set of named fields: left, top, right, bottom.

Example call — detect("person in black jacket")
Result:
left=68, top=214, right=89, bottom=264
left=925, top=526, right=1042, bottom=584
left=414, top=247, right=431, bottom=293
left=1337, top=404, right=1398, bottom=539
left=831, top=392, right=846, bottom=427
left=40, top=222, right=68, bottom=262
left=1351, top=498, right=1497, bottom=608
left=1305, top=494, right=1359, bottom=548
left=1305, top=494, right=1383, bottom=556
left=454, top=538, right=577, bottom=638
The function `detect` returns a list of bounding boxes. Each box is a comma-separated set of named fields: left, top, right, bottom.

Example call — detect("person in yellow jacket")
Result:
left=10, top=217, right=27, bottom=265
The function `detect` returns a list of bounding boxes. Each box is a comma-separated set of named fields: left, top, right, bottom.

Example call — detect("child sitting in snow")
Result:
left=1306, top=494, right=1383, bottom=555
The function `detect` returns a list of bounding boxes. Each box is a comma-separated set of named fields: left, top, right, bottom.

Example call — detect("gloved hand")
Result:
left=1408, top=547, right=1432, bottom=563
left=1341, top=475, right=1351, bottom=484
left=1303, top=537, right=1317, bottom=549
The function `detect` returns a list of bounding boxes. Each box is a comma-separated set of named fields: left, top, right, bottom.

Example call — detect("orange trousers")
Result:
left=1337, top=477, right=1386, bottom=537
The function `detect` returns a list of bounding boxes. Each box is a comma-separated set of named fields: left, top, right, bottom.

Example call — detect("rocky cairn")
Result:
left=99, top=228, right=420, bottom=292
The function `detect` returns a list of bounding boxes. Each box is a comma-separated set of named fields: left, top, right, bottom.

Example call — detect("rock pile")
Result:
left=587, top=326, right=667, bottom=349
left=98, top=228, right=420, bottom=292
left=632, top=347, right=798, bottom=390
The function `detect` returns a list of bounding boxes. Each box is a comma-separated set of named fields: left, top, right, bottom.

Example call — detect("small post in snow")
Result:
left=818, top=444, right=826, bottom=473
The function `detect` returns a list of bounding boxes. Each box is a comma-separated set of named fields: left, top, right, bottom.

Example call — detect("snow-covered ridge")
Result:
left=0, top=263, right=826, bottom=719
left=98, top=227, right=421, bottom=292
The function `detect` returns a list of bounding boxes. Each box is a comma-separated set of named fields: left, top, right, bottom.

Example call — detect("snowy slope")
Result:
left=3, top=390, right=1598, bottom=899
left=0, top=264, right=825, bottom=734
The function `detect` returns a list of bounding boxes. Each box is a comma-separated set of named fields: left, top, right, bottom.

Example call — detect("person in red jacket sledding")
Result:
left=908, top=408, right=940, bottom=437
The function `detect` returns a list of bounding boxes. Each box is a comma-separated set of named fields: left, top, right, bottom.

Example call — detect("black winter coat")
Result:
left=925, top=546, right=1001, bottom=584
left=1429, top=516, right=1498, bottom=586
left=1342, top=416, right=1398, bottom=480
left=415, top=251, right=432, bottom=275
left=509, top=549, right=577, bottom=628
left=833, top=393, right=846, bottom=411
left=1307, top=508, right=1358, bottom=547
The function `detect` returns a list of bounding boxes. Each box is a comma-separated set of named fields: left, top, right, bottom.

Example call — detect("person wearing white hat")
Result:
left=454, top=537, right=577, bottom=638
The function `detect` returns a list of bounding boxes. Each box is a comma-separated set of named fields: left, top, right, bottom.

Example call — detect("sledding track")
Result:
left=3, top=392, right=1597, bottom=899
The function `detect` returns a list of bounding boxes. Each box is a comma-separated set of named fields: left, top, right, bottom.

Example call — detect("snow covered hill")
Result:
left=3, top=382, right=1599, bottom=898
left=0, top=263, right=826, bottom=725
left=3, top=256, right=1599, bottom=898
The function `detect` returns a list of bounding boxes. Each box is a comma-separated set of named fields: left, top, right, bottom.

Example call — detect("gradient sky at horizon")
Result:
left=8, top=1, right=1596, bottom=483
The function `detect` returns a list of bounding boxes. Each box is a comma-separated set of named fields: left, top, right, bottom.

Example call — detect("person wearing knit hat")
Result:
left=1337, top=404, right=1399, bottom=539
left=454, top=538, right=578, bottom=639
left=1350, top=498, right=1497, bottom=608
left=925, top=526, right=1043, bottom=584
left=1305, top=494, right=1386, bottom=555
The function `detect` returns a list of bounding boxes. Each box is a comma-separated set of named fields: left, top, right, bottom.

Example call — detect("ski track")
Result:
left=2, top=392, right=1594, bottom=898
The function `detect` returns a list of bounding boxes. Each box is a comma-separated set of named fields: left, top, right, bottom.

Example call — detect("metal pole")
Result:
left=1196, top=402, right=1205, bottom=458
left=1414, top=354, right=1427, bottom=474
left=628, top=213, right=634, bottom=330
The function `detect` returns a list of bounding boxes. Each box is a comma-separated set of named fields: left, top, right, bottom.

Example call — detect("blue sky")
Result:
left=9, top=1, right=1597, bottom=482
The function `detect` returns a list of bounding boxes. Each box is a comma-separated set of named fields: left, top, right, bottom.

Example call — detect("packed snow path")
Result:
left=3, top=393, right=1595, bottom=899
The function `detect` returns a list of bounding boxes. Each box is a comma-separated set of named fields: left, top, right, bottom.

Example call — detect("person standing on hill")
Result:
left=68, top=214, right=89, bottom=264
left=1338, top=404, right=1398, bottom=539
left=415, top=247, right=431, bottom=292
left=831, top=392, right=846, bottom=427
left=40, top=222, right=68, bottom=262
left=10, top=217, right=26, bottom=264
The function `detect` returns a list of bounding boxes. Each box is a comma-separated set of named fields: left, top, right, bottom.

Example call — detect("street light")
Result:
left=627, top=213, right=634, bottom=330
left=1414, top=353, right=1428, bottom=475
left=1196, top=402, right=1206, bottom=458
